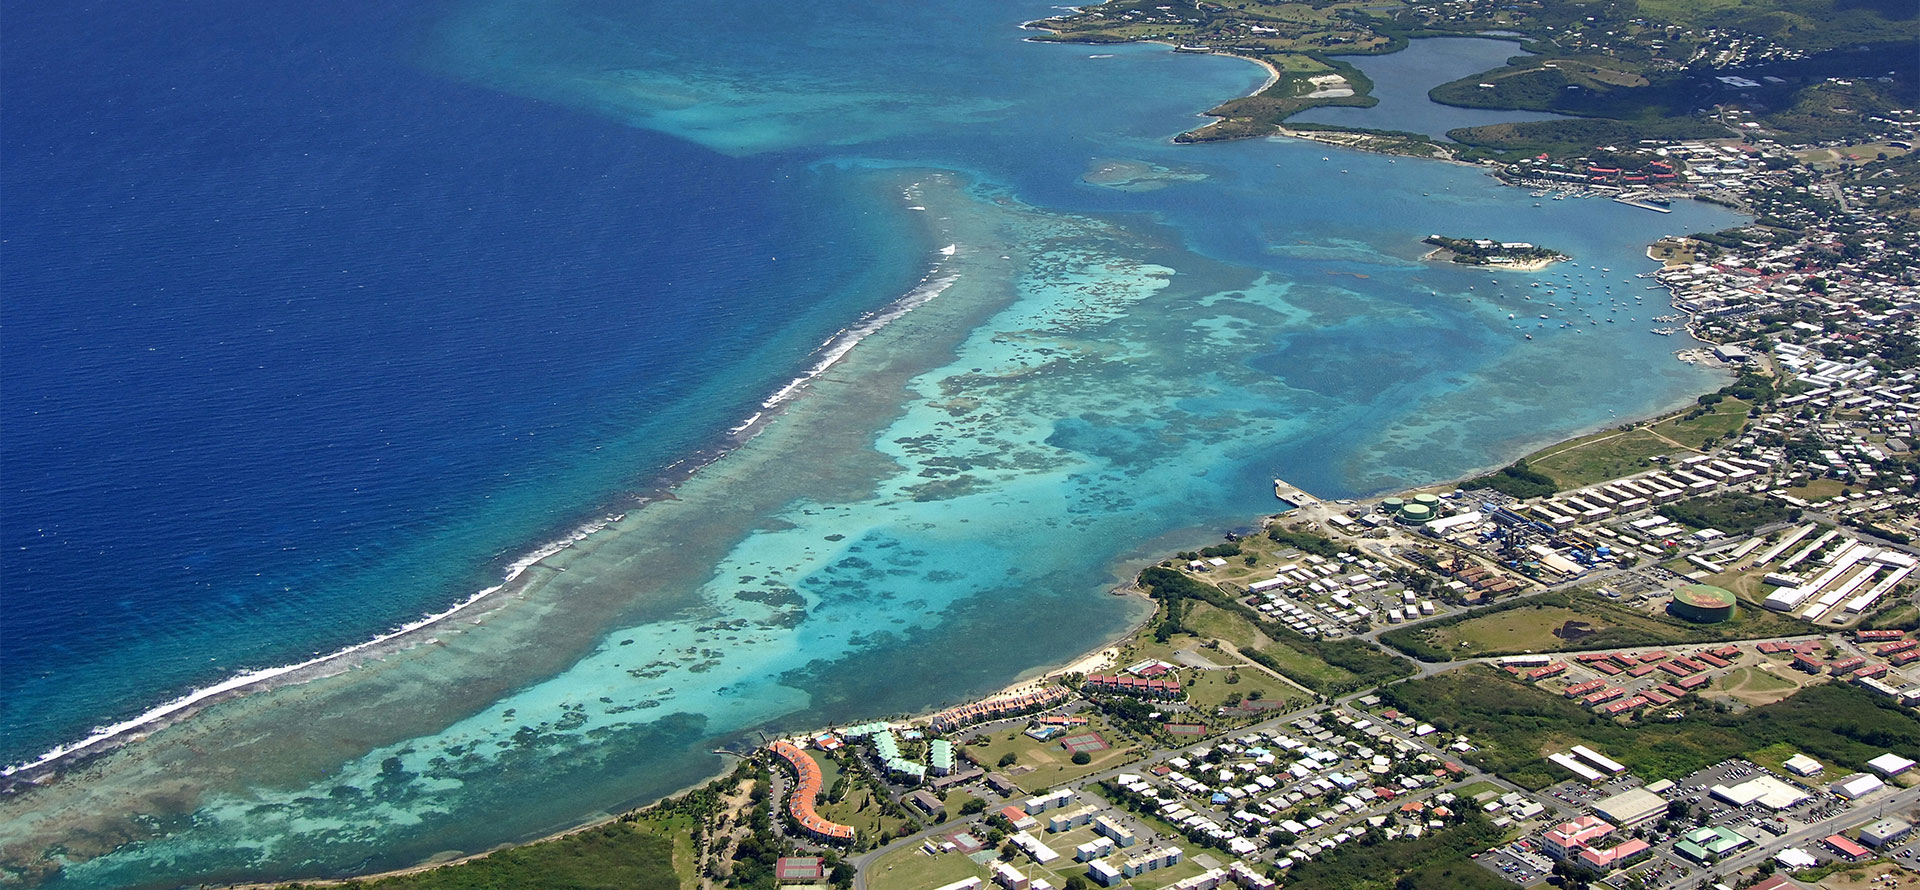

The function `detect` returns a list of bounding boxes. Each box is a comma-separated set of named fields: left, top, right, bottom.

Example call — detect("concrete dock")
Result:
left=1272, top=478, right=1320, bottom=508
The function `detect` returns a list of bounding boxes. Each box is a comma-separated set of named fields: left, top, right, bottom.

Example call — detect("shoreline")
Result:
left=1420, top=244, right=1567, bottom=272
left=208, top=594, right=1158, bottom=890
left=1020, top=24, right=1281, bottom=107
left=0, top=175, right=971, bottom=791
left=1146, top=40, right=1282, bottom=98
left=244, top=252, right=1738, bottom=888
left=249, top=96, right=1733, bottom=890
left=8, top=25, right=1750, bottom=886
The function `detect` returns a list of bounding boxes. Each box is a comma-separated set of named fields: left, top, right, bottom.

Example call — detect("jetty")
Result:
left=1612, top=192, right=1673, bottom=213
left=1272, top=478, right=1319, bottom=508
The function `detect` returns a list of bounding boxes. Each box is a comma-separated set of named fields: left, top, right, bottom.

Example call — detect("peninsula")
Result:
left=1027, top=0, right=1919, bottom=167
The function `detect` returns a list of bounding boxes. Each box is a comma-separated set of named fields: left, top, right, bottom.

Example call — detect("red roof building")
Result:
left=1585, top=687, right=1627, bottom=705
left=1085, top=674, right=1182, bottom=700
left=1565, top=679, right=1607, bottom=698
left=1826, top=834, right=1872, bottom=860
left=770, top=741, right=856, bottom=842
left=1603, top=696, right=1648, bottom=714
left=1529, top=662, right=1570, bottom=680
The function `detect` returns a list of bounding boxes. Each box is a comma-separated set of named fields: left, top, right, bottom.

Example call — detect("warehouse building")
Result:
left=1592, top=787, right=1667, bottom=829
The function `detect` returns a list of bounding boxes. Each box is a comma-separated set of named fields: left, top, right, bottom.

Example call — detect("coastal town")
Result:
left=540, top=94, right=1920, bottom=890
left=266, top=48, right=1920, bottom=890
left=215, top=1, right=1920, bottom=890
left=725, top=278, right=1920, bottom=890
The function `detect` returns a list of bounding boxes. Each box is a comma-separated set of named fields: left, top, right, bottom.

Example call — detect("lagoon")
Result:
left=1, top=1, right=1739, bottom=887
left=1291, top=37, right=1571, bottom=139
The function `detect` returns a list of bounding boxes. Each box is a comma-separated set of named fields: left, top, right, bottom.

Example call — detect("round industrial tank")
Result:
left=1414, top=493, right=1441, bottom=511
left=1400, top=503, right=1433, bottom=523
left=1668, top=584, right=1737, bottom=623
left=1382, top=497, right=1406, bottom=515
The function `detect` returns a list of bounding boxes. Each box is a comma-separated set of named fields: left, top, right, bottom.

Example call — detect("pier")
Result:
left=1272, top=478, right=1320, bottom=508
left=1612, top=192, right=1673, bottom=213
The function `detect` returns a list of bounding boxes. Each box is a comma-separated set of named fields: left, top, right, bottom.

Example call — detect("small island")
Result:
left=1421, top=233, right=1566, bottom=270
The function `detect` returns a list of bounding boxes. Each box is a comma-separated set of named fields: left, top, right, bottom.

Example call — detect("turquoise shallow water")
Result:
left=3, top=0, right=1743, bottom=886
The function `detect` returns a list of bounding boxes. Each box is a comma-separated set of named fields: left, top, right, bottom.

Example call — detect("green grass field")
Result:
left=282, top=816, right=690, bottom=890
left=1717, top=666, right=1796, bottom=692
left=1420, top=602, right=1674, bottom=655
left=1255, top=639, right=1359, bottom=688
left=1518, top=399, right=1750, bottom=489
left=1183, top=662, right=1297, bottom=709
left=1780, top=478, right=1851, bottom=502
left=1184, top=602, right=1267, bottom=650
left=819, top=781, right=916, bottom=841
left=1527, top=429, right=1686, bottom=489
left=868, top=845, right=985, bottom=890
left=1649, top=399, right=1751, bottom=450
left=969, top=716, right=1139, bottom=793
left=940, top=791, right=982, bottom=823
left=1393, top=591, right=1809, bottom=659
left=809, top=749, right=845, bottom=795
left=1454, top=780, right=1504, bottom=801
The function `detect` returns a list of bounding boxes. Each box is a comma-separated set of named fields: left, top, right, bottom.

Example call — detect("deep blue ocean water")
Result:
left=2, top=0, right=1745, bottom=886
left=2, top=0, right=924, bottom=763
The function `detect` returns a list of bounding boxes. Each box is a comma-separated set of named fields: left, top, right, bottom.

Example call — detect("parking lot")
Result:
left=1475, top=840, right=1551, bottom=885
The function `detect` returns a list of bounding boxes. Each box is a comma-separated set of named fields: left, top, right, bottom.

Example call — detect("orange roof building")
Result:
left=770, top=740, right=856, bottom=842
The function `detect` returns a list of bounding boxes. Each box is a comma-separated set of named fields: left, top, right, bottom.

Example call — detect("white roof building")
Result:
left=1775, top=848, right=1819, bottom=870
left=1783, top=754, right=1824, bottom=776
left=1833, top=773, right=1887, bottom=800
left=1868, top=753, right=1915, bottom=777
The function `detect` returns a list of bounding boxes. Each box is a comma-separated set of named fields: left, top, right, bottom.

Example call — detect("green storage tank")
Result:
left=1668, top=584, right=1737, bottom=623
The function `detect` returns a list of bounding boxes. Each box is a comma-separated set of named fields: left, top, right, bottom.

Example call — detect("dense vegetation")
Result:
left=1385, top=668, right=1920, bottom=790
left=1267, top=526, right=1351, bottom=558
left=1275, top=811, right=1506, bottom=890
left=1657, top=492, right=1795, bottom=536
left=1378, top=590, right=1804, bottom=661
left=1452, top=117, right=1727, bottom=160
left=1461, top=462, right=1557, bottom=499
left=1039, top=0, right=1920, bottom=150
left=281, top=820, right=682, bottom=890
left=1422, top=235, right=1563, bottom=265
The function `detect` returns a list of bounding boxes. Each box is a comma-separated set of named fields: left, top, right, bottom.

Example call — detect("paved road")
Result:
left=1649, top=784, right=1920, bottom=889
